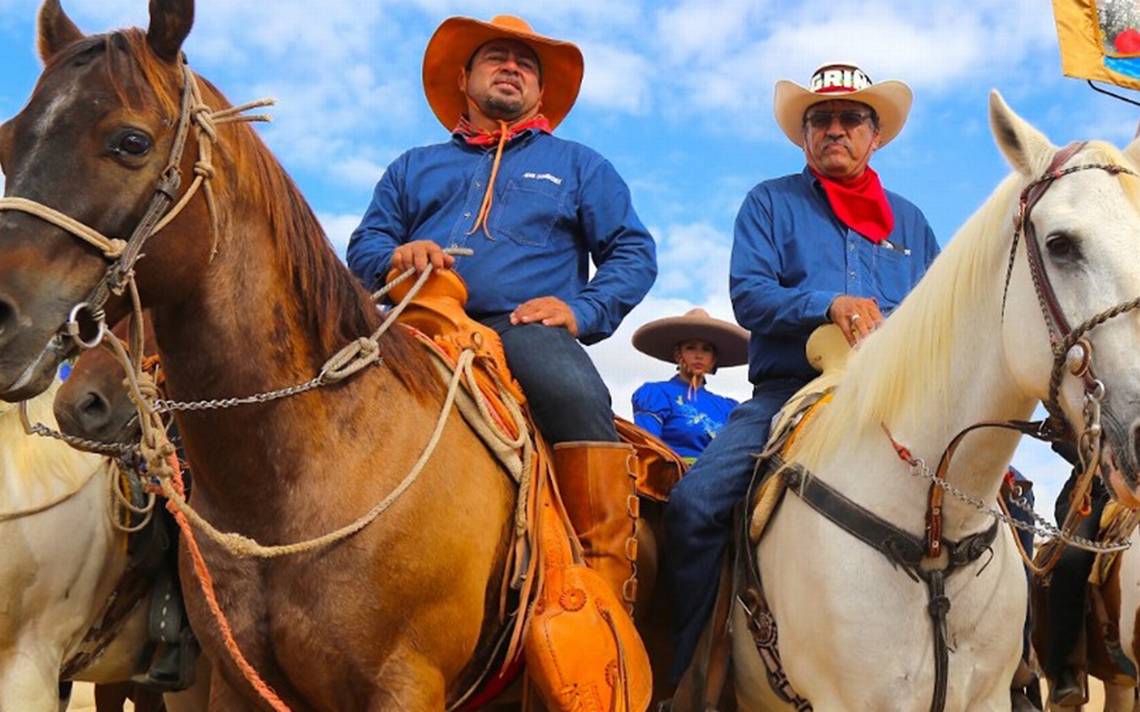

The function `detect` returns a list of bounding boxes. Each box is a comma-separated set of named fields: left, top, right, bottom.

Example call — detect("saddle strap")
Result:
left=737, top=465, right=814, bottom=711
left=782, top=465, right=998, bottom=712
left=783, top=466, right=999, bottom=577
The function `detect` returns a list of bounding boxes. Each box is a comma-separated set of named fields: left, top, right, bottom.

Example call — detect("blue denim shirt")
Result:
left=732, top=166, right=939, bottom=383
left=347, top=130, right=657, bottom=344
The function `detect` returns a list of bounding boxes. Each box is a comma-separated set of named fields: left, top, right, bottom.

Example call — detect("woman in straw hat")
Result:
left=347, top=15, right=657, bottom=612
left=631, top=309, right=747, bottom=465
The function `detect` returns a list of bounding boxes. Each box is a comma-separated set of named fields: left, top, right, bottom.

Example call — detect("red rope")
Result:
left=166, top=455, right=292, bottom=711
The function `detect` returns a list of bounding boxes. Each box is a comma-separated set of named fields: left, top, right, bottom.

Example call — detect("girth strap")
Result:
left=782, top=465, right=999, bottom=712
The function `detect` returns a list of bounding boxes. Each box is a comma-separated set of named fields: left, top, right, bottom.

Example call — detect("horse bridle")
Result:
left=0, top=55, right=271, bottom=352
left=1007, top=142, right=1140, bottom=444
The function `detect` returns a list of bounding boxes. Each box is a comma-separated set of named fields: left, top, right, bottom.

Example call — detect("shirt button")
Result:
left=463, top=212, right=471, bottom=219
left=475, top=181, right=482, bottom=188
left=849, top=270, right=856, bottom=277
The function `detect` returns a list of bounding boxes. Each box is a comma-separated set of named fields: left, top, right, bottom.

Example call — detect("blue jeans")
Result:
left=479, top=314, right=617, bottom=444
left=665, top=377, right=807, bottom=680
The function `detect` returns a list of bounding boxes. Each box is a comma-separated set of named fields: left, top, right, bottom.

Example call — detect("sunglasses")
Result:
left=804, top=110, right=873, bottom=131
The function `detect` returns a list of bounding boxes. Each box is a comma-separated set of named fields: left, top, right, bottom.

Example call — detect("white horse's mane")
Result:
left=788, top=140, right=1139, bottom=469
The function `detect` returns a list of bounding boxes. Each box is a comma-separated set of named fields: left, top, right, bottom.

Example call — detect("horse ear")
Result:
left=989, top=90, right=1054, bottom=176
left=37, top=0, right=84, bottom=64
left=146, top=0, right=194, bottom=64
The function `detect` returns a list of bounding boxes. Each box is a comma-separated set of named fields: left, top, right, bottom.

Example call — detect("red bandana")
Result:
left=810, top=166, right=895, bottom=243
left=453, top=114, right=552, bottom=147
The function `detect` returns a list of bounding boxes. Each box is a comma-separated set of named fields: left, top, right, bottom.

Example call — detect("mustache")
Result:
left=492, top=72, right=522, bottom=90
left=822, top=137, right=854, bottom=153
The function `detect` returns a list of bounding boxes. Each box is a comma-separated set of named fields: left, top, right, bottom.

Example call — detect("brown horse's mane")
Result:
left=45, top=29, right=440, bottom=400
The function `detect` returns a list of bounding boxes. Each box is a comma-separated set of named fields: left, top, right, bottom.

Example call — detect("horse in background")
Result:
left=0, top=383, right=207, bottom=712
left=709, top=94, right=1140, bottom=711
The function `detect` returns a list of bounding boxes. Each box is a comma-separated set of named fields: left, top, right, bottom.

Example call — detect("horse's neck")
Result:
left=0, top=388, right=107, bottom=509
left=820, top=314, right=1036, bottom=541
left=151, top=208, right=427, bottom=511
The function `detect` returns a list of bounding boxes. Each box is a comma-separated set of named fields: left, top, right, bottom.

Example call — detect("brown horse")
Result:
left=55, top=311, right=679, bottom=707
left=0, top=1, right=521, bottom=708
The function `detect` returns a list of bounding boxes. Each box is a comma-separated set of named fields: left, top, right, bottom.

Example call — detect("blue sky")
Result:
left=2, top=0, right=1137, bottom=516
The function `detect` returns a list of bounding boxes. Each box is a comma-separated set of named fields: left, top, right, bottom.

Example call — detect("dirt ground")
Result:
left=67, top=683, right=132, bottom=711
left=65, top=678, right=1112, bottom=711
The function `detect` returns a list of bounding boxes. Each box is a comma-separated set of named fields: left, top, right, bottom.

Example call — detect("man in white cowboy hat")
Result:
left=631, top=308, right=747, bottom=464
left=347, top=16, right=657, bottom=607
left=664, top=62, right=940, bottom=680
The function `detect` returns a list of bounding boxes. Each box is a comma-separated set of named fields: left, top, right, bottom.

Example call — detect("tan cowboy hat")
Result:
left=422, top=15, right=584, bottom=131
left=632, top=308, right=749, bottom=368
left=773, top=62, right=913, bottom=147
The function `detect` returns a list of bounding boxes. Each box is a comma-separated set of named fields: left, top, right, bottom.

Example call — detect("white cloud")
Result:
left=656, top=0, right=760, bottom=66
left=578, top=42, right=654, bottom=114
left=652, top=221, right=732, bottom=302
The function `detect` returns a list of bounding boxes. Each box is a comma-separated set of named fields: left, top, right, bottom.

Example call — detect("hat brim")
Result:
left=632, top=317, right=750, bottom=368
left=773, top=79, right=913, bottom=147
left=422, top=17, right=584, bottom=131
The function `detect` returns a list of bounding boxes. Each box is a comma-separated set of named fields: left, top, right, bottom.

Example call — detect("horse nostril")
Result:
left=76, top=390, right=111, bottom=432
left=0, top=297, right=15, bottom=337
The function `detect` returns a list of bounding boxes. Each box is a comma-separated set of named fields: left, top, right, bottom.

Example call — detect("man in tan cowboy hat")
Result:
left=631, top=308, right=747, bottom=464
left=347, top=16, right=657, bottom=607
left=664, top=62, right=940, bottom=682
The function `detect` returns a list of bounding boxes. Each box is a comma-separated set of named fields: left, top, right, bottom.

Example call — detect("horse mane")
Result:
left=49, top=30, right=441, bottom=401
left=788, top=140, right=1140, bottom=469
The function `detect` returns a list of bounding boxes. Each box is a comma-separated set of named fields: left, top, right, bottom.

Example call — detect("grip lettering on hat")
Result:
left=811, top=65, right=872, bottom=94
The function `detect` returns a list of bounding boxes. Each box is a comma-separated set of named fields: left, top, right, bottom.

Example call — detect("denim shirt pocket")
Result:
left=872, top=244, right=912, bottom=307
left=489, top=177, right=565, bottom=247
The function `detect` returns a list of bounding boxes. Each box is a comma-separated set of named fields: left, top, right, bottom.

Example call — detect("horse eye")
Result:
left=112, top=131, right=152, bottom=157
left=1045, top=233, right=1078, bottom=261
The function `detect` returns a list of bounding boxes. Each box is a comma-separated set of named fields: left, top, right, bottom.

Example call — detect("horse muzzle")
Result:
left=0, top=330, right=70, bottom=402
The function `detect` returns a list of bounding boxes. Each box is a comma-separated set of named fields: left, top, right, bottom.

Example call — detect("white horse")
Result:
left=0, top=382, right=208, bottom=711
left=731, top=93, right=1140, bottom=712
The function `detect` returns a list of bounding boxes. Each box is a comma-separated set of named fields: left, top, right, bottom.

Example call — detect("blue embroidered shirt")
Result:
left=632, top=376, right=739, bottom=459
left=347, top=129, right=657, bottom=344
left=732, top=166, right=940, bottom=383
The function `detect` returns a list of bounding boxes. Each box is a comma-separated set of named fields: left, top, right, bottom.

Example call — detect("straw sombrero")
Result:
left=422, top=15, right=584, bottom=131
left=632, top=309, right=749, bottom=368
left=774, top=62, right=913, bottom=147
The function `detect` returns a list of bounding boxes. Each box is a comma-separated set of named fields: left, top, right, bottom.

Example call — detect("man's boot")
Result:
left=552, top=441, right=639, bottom=612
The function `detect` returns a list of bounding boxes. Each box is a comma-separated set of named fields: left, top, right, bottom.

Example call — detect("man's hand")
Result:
left=828, top=295, right=884, bottom=346
left=510, top=296, right=579, bottom=336
left=390, top=240, right=455, bottom=274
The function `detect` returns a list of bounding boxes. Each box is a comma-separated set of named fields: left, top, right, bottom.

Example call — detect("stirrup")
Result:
left=133, top=628, right=200, bottom=692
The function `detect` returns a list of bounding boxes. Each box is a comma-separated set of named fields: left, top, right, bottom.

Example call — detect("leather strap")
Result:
left=781, top=465, right=997, bottom=712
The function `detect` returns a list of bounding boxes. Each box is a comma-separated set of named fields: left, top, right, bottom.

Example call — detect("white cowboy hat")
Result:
left=632, top=308, right=749, bottom=369
left=773, top=62, right=913, bottom=147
